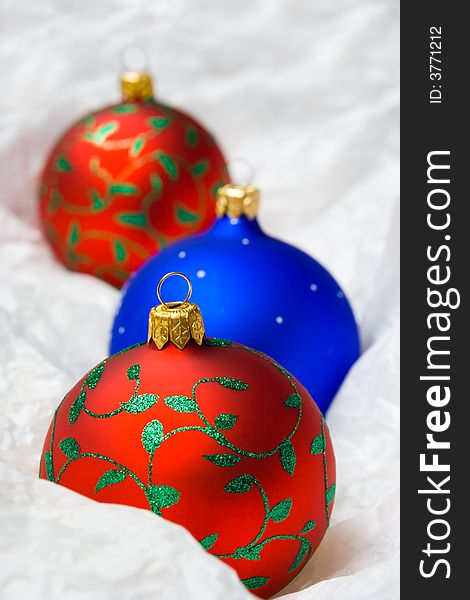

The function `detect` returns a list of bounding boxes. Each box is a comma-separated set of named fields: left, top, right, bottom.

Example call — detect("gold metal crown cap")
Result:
left=148, top=273, right=205, bottom=350
left=121, top=71, right=154, bottom=101
left=216, top=184, right=260, bottom=220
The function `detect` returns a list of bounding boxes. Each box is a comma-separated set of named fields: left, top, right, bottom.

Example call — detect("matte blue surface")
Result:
left=110, top=215, right=360, bottom=413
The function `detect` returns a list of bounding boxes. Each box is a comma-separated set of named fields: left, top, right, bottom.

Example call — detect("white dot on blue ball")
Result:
left=118, top=326, right=125, bottom=334
left=310, top=283, right=318, bottom=292
left=196, top=270, right=206, bottom=279
left=276, top=316, right=284, bottom=324
left=337, top=290, right=344, bottom=298
left=178, top=251, right=186, bottom=259
left=242, top=238, right=250, bottom=245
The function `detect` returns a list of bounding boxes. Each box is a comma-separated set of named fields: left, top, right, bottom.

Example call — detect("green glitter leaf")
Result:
left=280, top=440, right=296, bottom=475
left=130, top=136, right=146, bottom=157
left=234, top=546, right=261, bottom=560
left=241, top=576, right=269, bottom=590
left=209, top=431, right=227, bottom=446
left=86, top=364, right=105, bottom=389
left=146, top=484, right=181, bottom=513
left=142, top=420, right=164, bottom=453
left=164, top=395, right=197, bottom=413
left=186, top=126, right=198, bottom=147
left=176, top=205, right=198, bottom=223
left=285, top=392, right=302, bottom=408
left=112, top=104, right=136, bottom=114
left=310, top=434, right=325, bottom=455
left=204, top=337, right=233, bottom=347
left=289, top=538, right=310, bottom=572
left=203, top=454, right=241, bottom=467
left=89, top=189, right=105, bottom=210
left=113, top=241, right=127, bottom=263
left=127, top=364, right=140, bottom=381
left=45, top=451, right=54, bottom=481
left=119, top=213, right=147, bottom=227
left=200, top=533, right=218, bottom=550
left=94, top=469, right=126, bottom=494
left=224, top=474, right=253, bottom=494
left=192, top=159, right=209, bottom=176
left=326, top=483, right=336, bottom=504
left=158, top=153, right=178, bottom=180
left=301, top=520, right=316, bottom=534
left=79, top=115, right=95, bottom=127
left=68, top=390, right=86, bottom=424
left=214, top=413, right=238, bottom=430
left=215, top=377, right=249, bottom=391
left=148, top=116, right=169, bottom=130
left=150, top=173, right=162, bottom=194
left=211, top=182, right=224, bottom=197
left=268, top=498, right=292, bottom=522
left=93, top=122, right=118, bottom=144
left=59, top=437, right=80, bottom=459
left=56, top=155, right=72, bottom=172
left=122, top=393, right=158, bottom=414
left=48, top=190, right=61, bottom=215
left=68, top=222, right=80, bottom=246
left=110, top=183, right=137, bottom=196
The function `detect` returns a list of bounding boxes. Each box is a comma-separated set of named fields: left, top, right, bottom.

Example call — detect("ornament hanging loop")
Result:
left=149, top=273, right=204, bottom=350
left=217, top=158, right=259, bottom=220
left=157, top=272, right=192, bottom=308
left=121, top=46, right=149, bottom=73
left=120, top=46, right=153, bottom=101
left=227, top=157, right=256, bottom=186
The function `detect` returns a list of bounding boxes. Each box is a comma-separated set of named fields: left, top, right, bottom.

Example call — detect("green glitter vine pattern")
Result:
left=42, top=104, right=226, bottom=284
left=202, top=474, right=317, bottom=577
left=44, top=338, right=334, bottom=593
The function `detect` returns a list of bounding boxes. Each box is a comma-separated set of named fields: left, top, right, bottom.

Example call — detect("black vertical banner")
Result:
left=401, top=2, right=466, bottom=597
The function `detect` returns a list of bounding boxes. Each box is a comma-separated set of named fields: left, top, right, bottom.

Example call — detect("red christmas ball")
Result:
left=38, top=74, right=228, bottom=287
left=39, top=284, right=335, bottom=598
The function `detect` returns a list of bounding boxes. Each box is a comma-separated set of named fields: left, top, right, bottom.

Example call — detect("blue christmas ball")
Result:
left=110, top=184, right=360, bottom=413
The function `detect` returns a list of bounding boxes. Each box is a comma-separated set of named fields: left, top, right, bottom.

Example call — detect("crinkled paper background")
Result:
left=0, top=1, right=399, bottom=598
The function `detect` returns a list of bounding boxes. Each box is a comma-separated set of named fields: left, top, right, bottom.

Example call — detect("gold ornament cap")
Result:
left=148, top=272, right=205, bottom=350
left=216, top=184, right=260, bottom=220
left=121, top=71, right=154, bottom=101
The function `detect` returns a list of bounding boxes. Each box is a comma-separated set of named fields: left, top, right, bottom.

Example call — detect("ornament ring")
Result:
left=157, top=272, right=192, bottom=308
